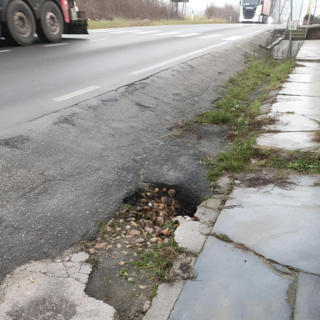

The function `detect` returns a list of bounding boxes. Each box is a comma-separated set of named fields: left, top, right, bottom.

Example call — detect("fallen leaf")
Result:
left=119, top=261, right=125, bottom=266
left=31, top=278, right=34, bottom=283
left=139, top=285, right=147, bottom=289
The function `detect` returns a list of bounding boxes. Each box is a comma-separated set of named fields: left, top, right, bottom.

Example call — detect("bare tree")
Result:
left=76, top=0, right=183, bottom=21
left=205, top=2, right=239, bottom=22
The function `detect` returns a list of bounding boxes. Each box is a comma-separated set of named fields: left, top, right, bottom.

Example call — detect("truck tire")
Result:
left=6, top=0, right=35, bottom=46
left=37, top=1, right=63, bottom=43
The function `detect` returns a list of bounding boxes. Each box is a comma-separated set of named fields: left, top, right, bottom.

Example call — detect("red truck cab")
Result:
left=0, top=0, right=87, bottom=45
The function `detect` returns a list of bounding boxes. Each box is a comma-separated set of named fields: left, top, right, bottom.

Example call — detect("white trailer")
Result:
left=239, top=0, right=271, bottom=23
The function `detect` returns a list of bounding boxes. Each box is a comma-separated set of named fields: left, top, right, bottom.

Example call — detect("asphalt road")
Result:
left=0, top=23, right=271, bottom=131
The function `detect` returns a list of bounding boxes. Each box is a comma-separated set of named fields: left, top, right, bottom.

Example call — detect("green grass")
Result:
left=88, top=16, right=227, bottom=30
left=270, top=155, right=320, bottom=173
left=194, top=56, right=295, bottom=183
left=204, top=137, right=257, bottom=181
left=129, top=239, right=182, bottom=300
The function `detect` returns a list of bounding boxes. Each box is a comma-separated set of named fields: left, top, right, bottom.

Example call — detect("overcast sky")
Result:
left=189, top=0, right=238, bottom=10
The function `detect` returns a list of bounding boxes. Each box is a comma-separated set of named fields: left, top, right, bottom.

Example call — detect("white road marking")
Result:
left=90, top=38, right=106, bottom=42
left=130, top=42, right=228, bottom=75
left=110, top=30, right=140, bottom=34
left=176, top=33, right=201, bottom=38
left=53, top=86, right=101, bottom=102
left=223, top=29, right=264, bottom=41
left=132, top=31, right=160, bottom=34
left=89, top=29, right=116, bottom=32
left=242, top=29, right=265, bottom=37
left=199, top=34, right=221, bottom=39
left=222, top=35, right=243, bottom=41
left=44, top=43, right=68, bottom=47
left=0, top=50, right=11, bottom=53
left=154, top=32, right=181, bottom=36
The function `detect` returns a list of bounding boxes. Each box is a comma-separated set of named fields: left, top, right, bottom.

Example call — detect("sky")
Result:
left=189, top=0, right=239, bottom=10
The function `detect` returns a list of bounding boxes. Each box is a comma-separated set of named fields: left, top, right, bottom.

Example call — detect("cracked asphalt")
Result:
left=0, top=32, right=273, bottom=283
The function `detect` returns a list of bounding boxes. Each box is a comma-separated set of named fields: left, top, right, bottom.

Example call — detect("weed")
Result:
left=286, top=111, right=295, bottom=114
left=119, top=268, right=129, bottom=279
left=97, top=221, right=105, bottom=228
left=149, top=284, right=159, bottom=301
left=205, top=137, right=257, bottom=182
left=130, top=240, right=183, bottom=286
left=271, top=155, right=320, bottom=173
left=195, top=110, right=233, bottom=124
left=126, top=204, right=133, bottom=211
left=90, top=256, right=99, bottom=269
left=204, top=195, right=211, bottom=201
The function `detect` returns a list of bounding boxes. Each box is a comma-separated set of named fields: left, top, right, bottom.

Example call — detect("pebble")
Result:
left=119, top=261, right=125, bottom=266
left=119, top=219, right=124, bottom=223
left=117, top=244, right=122, bottom=249
left=145, top=227, right=154, bottom=234
left=125, top=226, right=131, bottom=230
left=131, top=221, right=138, bottom=227
left=128, top=277, right=134, bottom=282
left=107, top=227, right=112, bottom=232
left=135, top=238, right=145, bottom=243
left=88, top=248, right=96, bottom=254
left=116, top=236, right=121, bottom=240
left=126, top=235, right=133, bottom=239
left=116, top=228, right=122, bottom=232
left=94, top=242, right=107, bottom=249
left=130, top=230, right=141, bottom=236
left=143, top=301, right=151, bottom=313
left=161, top=196, right=172, bottom=205
left=106, top=245, right=112, bottom=250
left=149, top=238, right=158, bottom=243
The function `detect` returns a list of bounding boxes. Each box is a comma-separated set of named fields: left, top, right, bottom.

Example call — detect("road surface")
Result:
left=0, top=23, right=271, bottom=131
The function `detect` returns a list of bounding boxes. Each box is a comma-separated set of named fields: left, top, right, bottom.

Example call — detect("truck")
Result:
left=0, top=0, right=88, bottom=46
left=239, top=0, right=271, bottom=23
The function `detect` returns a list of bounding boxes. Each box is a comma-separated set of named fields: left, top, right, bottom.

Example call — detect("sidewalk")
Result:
left=146, top=40, right=320, bottom=320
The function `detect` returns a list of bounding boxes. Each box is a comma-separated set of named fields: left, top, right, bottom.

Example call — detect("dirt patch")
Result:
left=311, top=133, right=320, bottom=143
left=251, top=117, right=278, bottom=132
left=84, top=187, right=196, bottom=320
left=236, top=171, right=297, bottom=190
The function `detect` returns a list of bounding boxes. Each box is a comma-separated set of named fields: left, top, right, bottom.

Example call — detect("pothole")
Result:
left=83, top=185, right=199, bottom=320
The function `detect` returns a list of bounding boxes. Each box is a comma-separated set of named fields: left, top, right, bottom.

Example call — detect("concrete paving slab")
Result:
left=271, top=95, right=320, bottom=116
left=263, top=113, right=319, bottom=131
left=287, top=73, right=319, bottom=83
left=0, top=253, right=115, bottom=320
left=280, top=82, right=320, bottom=97
left=292, top=61, right=320, bottom=74
left=296, top=40, right=320, bottom=61
left=256, top=132, right=320, bottom=152
left=168, top=237, right=294, bottom=320
left=195, top=206, right=220, bottom=226
left=294, top=272, right=320, bottom=320
left=212, top=176, right=320, bottom=274
left=143, top=282, right=185, bottom=320
left=174, top=221, right=211, bottom=253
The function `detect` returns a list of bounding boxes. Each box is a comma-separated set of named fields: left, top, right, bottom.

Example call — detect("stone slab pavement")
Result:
left=149, top=40, right=320, bottom=320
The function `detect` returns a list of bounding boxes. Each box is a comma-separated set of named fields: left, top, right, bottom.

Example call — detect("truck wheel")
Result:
left=6, top=0, right=35, bottom=46
left=37, top=1, right=63, bottom=43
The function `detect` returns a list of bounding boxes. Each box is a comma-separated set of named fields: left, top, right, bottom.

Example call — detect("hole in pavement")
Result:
left=123, top=183, right=200, bottom=217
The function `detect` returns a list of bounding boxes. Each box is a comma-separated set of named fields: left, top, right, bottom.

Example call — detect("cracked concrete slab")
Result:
left=256, top=132, right=320, bottom=152
left=296, top=40, right=320, bottom=61
left=262, top=112, right=320, bottom=132
left=294, top=272, right=320, bottom=320
left=174, top=221, right=211, bottom=253
left=0, top=252, right=115, bottom=320
left=280, top=82, right=320, bottom=97
left=212, top=175, right=320, bottom=275
left=168, top=237, right=294, bottom=320
left=271, top=95, right=320, bottom=116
